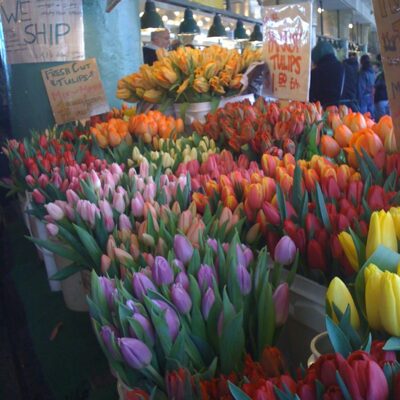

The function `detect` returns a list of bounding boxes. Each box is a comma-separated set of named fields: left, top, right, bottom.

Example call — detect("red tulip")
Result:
left=263, top=202, right=281, bottom=226
left=296, top=380, right=316, bottom=400
left=305, top=213, right=322, bottom=237
left=369, top=341, right=396, bottom=367
left=307, top=239, right=327, bottom=271
left=261, top=153, right=279, bottom=177
left=266, top=231, right=280, bottom=257
left=330, top=235, right=343, bottom=259
left=247, top=183, right=264, bottom=209
left=323, top=385, right=344, bottom=400
left=284, top=219, right=306, bottom=254
left=165, top=369, right=190, bottom=400
left=393, top=372, right=400, bottom=399
left=367, top=185, right=386, bottom=211
left=347, top=181, right=363, bottom=205
left=336, top=214, right=350, bottom=232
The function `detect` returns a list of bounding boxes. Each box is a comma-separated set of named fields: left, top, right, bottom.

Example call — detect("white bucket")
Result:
left=54, top=255, right=89, bottom=312
left=17, top=192, right=30, bottom=230
left=174, top=102, right=212, bottom=125
left=308, top=331, right=332, bottom=366
left=219, top=93, right=255, bottom=107
left=277, top=270, right=326, bottom=366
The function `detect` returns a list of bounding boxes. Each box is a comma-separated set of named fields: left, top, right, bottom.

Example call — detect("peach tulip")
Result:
left=320, top=135, right=340, bottom=158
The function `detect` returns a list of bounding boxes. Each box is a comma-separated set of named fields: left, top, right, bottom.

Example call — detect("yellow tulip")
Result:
left=366, top=210, right=397, bottom=259
left=229, top=74, right=243, bottom=90
left=143, top=89, right=163, bottom=103
left=390, top=207, right=400, bottom=240
left=326, top=277, right=360, bottom=329
left=203, top=62, right=219, bottom=80
left=176, top=78, right=190, bottom=95
left=364, top=263, right=383, bottom=330
left=193, top=77, right=210, bottom=93
left=209, top=76, right=225, bottom=95
left=380, top=271, right=400, bottom=336
left=338, top=232, right=359, bottom=271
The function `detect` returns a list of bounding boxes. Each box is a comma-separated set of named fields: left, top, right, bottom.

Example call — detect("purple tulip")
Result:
left=201, top=288, right=215, bottom=320
left=132, top=272, right=156, bottom=300
left=198, top=264, right=215, bottom=292
left=171, top=283, right=192, bottom=314
left=152, top=300, right=180, bottom=341
left=131, top=194, right=144, bottom=218
left=274, top=235, right=296, bottom=266
left=99, top=200, right=113, bottom=219
left=100, top=326, right=120, bottom=360
left=99, top=277, right=115, bottom=309
left=175, top=271, right=189, bottom=291
left=132, top=313, right=155, bottom=344
left=119, top=338, right=152, bottom=369
left=119, top=213, right=132, bottom=231
left=243, top=247, right=254, bottom=267
left=236, top=244, right=246, bottom=266
left=272, top=282, right=289, bottom=327
left=172, top=259, right=184, bottom=272
left=236, top=264, right=251, bottom=295
left=126, top=300, right=138, bottom=312
left=152, top=256, right=174, bottom=285
left=207, top=238, right=218, bottom=253
left=173, top=235, right=193, bottom=265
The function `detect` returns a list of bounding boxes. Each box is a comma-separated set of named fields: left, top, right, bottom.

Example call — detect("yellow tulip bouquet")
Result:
left=116, top=45, right=263, bottom=104
left=326, top=208, right=400, bottom=353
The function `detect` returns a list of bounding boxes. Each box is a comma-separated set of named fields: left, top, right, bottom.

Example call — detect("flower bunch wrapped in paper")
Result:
left=116, top=46, right=263, bottom=104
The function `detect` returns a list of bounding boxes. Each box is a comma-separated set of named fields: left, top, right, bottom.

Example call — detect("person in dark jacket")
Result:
left=142, top=29, right=170, bottom=65
left=309, top=41, right=345, bottom=108
left=358, top=54, right=375, bottom=115
left=342, top=52, right=359, bottom=111
left=374, top=54, right=390, bottom=121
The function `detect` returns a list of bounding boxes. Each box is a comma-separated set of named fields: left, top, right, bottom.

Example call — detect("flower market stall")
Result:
left=3, top=43, right=400, bottom=400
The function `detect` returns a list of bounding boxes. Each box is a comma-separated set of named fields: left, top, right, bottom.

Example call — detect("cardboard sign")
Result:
left=42, top=59, right=110, bottom=125
left=372, top=0, right=400, bottom=149
left=0, top=0, right=84, bottom=64
left=263, top=2, right=312, bottom=102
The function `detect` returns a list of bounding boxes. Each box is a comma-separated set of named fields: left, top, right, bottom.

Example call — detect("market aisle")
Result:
left=0, top=202, right=118, bottom=400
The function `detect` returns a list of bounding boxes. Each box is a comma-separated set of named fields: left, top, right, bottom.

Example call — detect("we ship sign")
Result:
left=263, top=2, right=312, bottom=102
left=0, top=0, right=84, bottom=64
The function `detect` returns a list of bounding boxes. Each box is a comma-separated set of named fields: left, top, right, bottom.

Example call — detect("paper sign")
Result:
left=263, top=2, right=312, bottom=102
left=0, top=0, right=84, bottom=64
left=42, top=59, right=110, bottom=125
left=372, top=0, right=400, bottom=149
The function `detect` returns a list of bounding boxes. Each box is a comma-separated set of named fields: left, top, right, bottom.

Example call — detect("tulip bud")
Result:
left=272, top=283, right=289, bottom=327
left=90, top=170, right=101, bottom=191
left=119, top=338, right=152, bottom=369
left=389, top=207, right=400, bottom=241
left=326, top=277, right=360, bottom=329
left=100, top=326, right=121, bottom=361
left=152, top=256, right=174, bottom=286
left=380, top=271, right=400, bottom=336
left=202, top=288, right=215, bottom=320
left=119, top=213, right=132, bottom=231
left=173, top=235, right=193, bottom=265
left=112, top=192, right=125, bottom=214
left=141, top=233, right=155, bottom=248
left=45, top=203, right=65, bottom=221
left=132, top=313, right=155, bottom=345
left=46, top=223, right=59, bottom=236
left=171, top=283, right=192, bottom=314
left=132, top=272, right=156, bottom=300
left=99, top=277, right=115, bottom=309
left=364, top=263, right=384, bottom=331
left=152, top=300, right=180, bottom=340
left=175, top=271, right=189, bottom=291
left=66, top=189, right=80, bottom=205
left=338, top=232, right=359, bottom=272
left=178, top=210, right=192, bottom=234
left=101, top=254, right=112, bottom=274
left=236, top=264, right=251, bottom=295
left=206, top=238, right=218, bottom=253
left=274, top=236, right=296, bottom=265
left=106, top=236, right=116, bottom=260
left=198, top=264, right=215, bottom=292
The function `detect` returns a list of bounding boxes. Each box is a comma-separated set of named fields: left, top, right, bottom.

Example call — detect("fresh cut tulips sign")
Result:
left=262, top=2, right=312, bottom=102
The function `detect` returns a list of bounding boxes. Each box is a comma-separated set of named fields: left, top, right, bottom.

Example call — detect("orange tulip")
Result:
left=373, top=115, right=393, bottom=142
left=247, top=183, right=263, bottom=209
left=192, top=192, right=208, bottom=214
left=336, top=164, right=352, bottom=191
left=304, top=168, right=319, bottom=192
left=320, top=135, right=340, bottom=158
left=261, top=177, right=276, bottom=202
left=280, top=173, right=293, bottom=195
left=261, top=154, right=279, bottom=177
left=330, top=114, right=343, bottom=131
left=348, top=112, right=367, bottom=132
left=334, top=124, right=353, bottom=147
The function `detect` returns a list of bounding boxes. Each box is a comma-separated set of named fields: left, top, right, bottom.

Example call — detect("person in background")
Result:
left=142, top=29, right=170, bottom=65
left=309, top=41, right=345, bottom=108
left=374, top=54, right=390, bottom=121
left=358, top=54, right=375, bottom=115
left=341, top=52, right=359, bottom=111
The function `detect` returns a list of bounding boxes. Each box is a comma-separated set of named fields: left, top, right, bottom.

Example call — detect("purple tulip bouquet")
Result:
left=88, top=232, right=296, bottom=395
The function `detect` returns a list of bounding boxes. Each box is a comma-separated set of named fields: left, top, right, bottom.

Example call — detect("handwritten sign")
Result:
left=263, top=2, right=312, bottom=102
left=42, top=59, right=110, bottom=125
left=0, top=0, right=84, bottom=64
left=372, top=0, right=400, bottom=149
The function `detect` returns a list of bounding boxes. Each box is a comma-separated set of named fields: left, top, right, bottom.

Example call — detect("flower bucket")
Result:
left=54, top=255, right=89, bottom=312
left=174, top=102, right=212, bottom=125
left=17, top=192, right=30, bottom=230
left=308, top=331, right=333, bottom=366
left=278, top=271, right=326, bottom=366
left=219, top=93, right=255, bottom=107
left=23, top=191, right=44, bottom=261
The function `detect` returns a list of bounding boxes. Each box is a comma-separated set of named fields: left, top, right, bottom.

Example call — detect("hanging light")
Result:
left=208, top=14, right=227, bottom=37
left=234, top=20, right=249, bottom=41
left=249, top=24, right=263, bottom=42
left=141, top=0, right=164, bottom=32
left=348, top=22, right=354, bottom=29
left=317, top=0, right=324, bottom=14
left=179, top=8, right=200, bottom=35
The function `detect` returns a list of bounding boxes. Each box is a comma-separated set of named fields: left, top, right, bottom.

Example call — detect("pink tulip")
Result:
left=110, top=163, right=123, bottom=177
left=90, top=170, right=101, bottom=190
left=131, top=194, right=144, bottom=218
left=139, top=159, right=150, bottom=178
left=32, top=189, right=46, bottom=204
left=112, top=192, right=125, bottom=213
left=52, top=172, right=62, bottom=188
left=143, top=182, right=157, bottom=202
left=178, top=210, right=192, bottom=234
left=25, top=175, right=35, bottom=186
left=272, top=282, right=289, bottom=327
left=38, top=174, right=49, bottom=188
left=103, top=170, right=116, bottom=192
left=114, top=248, right=134, bottom=267
left=101, top=254, right=111, bottom=274
left=99, top=200, right=113, bottom=219
left=136, top=177, right=145, bottom=192
left=119, top=214, right=132, bottom=231
left=45, top=203, right=65, bottom=220
left=46, top=223, right=59, bottom=236
left=107, top=236, right=116, bottom=260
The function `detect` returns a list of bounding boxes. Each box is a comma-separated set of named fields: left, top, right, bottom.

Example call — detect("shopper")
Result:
left=358, top=54, right=375, bottom=115
left=142, top=29, right=170, bottom=65
left=309, top=41, right=345, bottom=108
left=374, top=54, right=390, bottom=121
left=341, top=52, right=359, bottom=111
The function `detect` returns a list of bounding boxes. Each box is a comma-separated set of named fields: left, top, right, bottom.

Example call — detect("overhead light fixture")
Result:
left=162, top=15, right=168, bottom=22
left=317, top=7, right=324, bottom=13
left=197, top=20, right=203, bottom=27
left=179, top=8, right=200, bottom=35
left=234, top=20, right=249, bottom=41
left=140, top=0, right=164, bottom=31
left=208, top=14, right=227, bottom=38
left=348, top=23, right=354, bottom=29
left=249, top=24, right=263, bottom=42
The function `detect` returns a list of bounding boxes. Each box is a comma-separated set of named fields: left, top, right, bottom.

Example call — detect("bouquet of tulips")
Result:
left=89, top=230, right=296, bottom=396
left=116, top=46, right=263, bottom=104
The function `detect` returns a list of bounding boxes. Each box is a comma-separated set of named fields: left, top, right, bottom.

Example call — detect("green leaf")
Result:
left=73, top=224, right=102, bottom=266
left=275, top=184, right=287, bottom=222
left=326, top=316, right=352, bottom=357
left=348, top=227, right=365, bottom=268
left=383, top=336, right=400, bottom=351
left=257, top=282, right=275, bottom=359
left=210, top=97, right=221, bottom=113
left=335, top=371, right=353, bottom=400
left=384, top=171, right=397, bottom=192
left=315, top=182, right=332, bottom=232
left=228, top=381, right=252, bottom=400
left=292, top=164, right=303, bottom=214
left=360, top=147, right=383, bottom=185
left=50, top=263, right=84, bottom=281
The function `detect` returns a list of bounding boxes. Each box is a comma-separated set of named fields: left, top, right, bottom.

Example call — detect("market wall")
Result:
left=1, top=0, right=142, bottom=140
